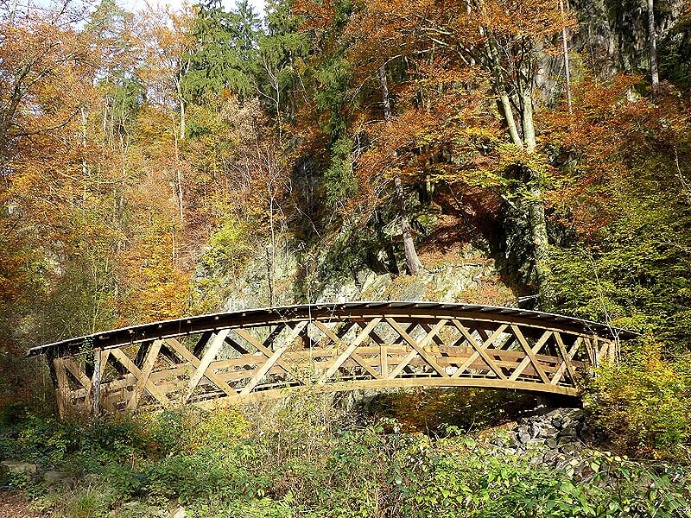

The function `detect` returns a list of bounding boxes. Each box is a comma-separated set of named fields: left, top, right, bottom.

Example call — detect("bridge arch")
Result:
left=28, top=302, right=637, bottom=417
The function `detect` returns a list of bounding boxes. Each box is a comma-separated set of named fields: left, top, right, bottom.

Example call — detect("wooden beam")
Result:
left=240, top=321, right=308, bottom=395
left=92, top=349, right=103, bottom=417
left=450, top=324, right=508, bottom=379
left=233, top=328, right=294, bottom=377
left=53, top=358, right=70, bottom=418
left=551, top=335, right=582, bottom=386
left=87, top=349, right=113, bottom=414
left=313, top=321, right=381, bottom=379
left=321, top=318, right=382, bottom=382
left=510, top=325, right=551, bottom=385
left=224, top=335, right=251, bottom=355
left=195, top=377, right=582, bottom=409
left=387, top=349, right=419, bottom=379
left=165, top=338, right=239, bottom=399
left=451, top=320, right=507, bottom=380
left=127, top=340, right=163, bottom=410
left=357, top=321, right=386, bottom=345
left=192, top=331, right=213, bottom=357
left=552, top=332, right=579, bottom=387
left=508, top=331, right=552, bottom=382
left=62, top=358, right=92, bottom=392
left=183, top=330, right=230, bottom=404
left=110, top=348, right=171, bottom=409
left=420, top=322, right=447, bottom=347
left=386, top=318, right=449, bottom=378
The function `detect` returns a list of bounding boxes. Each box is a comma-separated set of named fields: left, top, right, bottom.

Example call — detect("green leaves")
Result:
left=181, top=0, right=261, bottom=104
left=2, top=408, right=691, bottom=516
left=585, top=341, right=691, bottom=458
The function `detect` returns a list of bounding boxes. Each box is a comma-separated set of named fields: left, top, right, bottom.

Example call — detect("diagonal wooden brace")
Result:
left=452, top=320, right=507, bottom=380
left=386, top=317, right=449, bottom=378
left=241, top=321, right=309, bottom=394
left=165, top=338, right=239, bottom=399
left=321, top=318, right=382, bottom=382
left=110, top=347, right=171, bottom=409
left=508, top=331, right=553, bottom=382
left=183, top=330, right=230, bottom=404
left=510, top=325, right=551, bottom=385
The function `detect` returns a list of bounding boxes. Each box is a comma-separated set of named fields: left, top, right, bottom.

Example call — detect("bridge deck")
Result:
left=28, top=302, right=636, bottom=417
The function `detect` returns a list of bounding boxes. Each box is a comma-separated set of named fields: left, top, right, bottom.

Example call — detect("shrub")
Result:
left=585, top=339, right=691, bottom=459
left=1, top=396, right=690, bottom=516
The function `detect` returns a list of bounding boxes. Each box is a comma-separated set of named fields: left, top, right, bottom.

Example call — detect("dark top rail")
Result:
left=28, top=301, right=638, bottom=356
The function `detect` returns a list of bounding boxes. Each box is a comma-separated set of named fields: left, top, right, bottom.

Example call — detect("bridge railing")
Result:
left=28, top=302, right=635, bottom=418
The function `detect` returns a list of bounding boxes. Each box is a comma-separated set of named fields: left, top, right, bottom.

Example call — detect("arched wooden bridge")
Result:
left=28, top=302, right=636, bottom=417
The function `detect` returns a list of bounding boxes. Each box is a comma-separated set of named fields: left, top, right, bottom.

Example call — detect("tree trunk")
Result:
left=9, top=0, right=18, bottom=26
left=174, top=127, right=183, bottom=222
left=395, top=176, right=422, bottom=276
left=527, top=184, right=549, bottom=289
left=380, top=62, right=423, bottom=276
left=560, top=0, right=573, bottom=114
left=520, top=88, right=536, bottom=153
left=518, top=74, right=549, bottom=291
left=177, top=76, right=186, bottom=141
left=648, top=0, right=660, bottom=92
left=180, top=99, right=186, bottom=141
left=499, top=93, right=523, bottom=147
left=379, top=64, right=392, bottom=120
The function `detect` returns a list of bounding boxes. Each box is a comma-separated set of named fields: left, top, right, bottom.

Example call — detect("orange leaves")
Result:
left=0, top=10, right=94, bottom=153
left=116, top=215, right=190, bottom=325
left=541, top=71, right=691, bottom=238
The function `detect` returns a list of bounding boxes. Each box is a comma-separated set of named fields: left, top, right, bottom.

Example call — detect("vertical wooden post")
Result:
left=591, top=335, right=599, bottom=368
left=53, top=358, right=69, bottom=419
left=92, top=348, right=101, bottom=419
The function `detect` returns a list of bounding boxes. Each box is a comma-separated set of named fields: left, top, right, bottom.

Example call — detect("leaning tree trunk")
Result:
left=395, top=176, right=422, bottom=276
left=380, top=63, right=422, bottom=276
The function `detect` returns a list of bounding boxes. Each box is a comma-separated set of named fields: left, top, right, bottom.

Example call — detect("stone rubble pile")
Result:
left=490, top=407, right=607, bottom=472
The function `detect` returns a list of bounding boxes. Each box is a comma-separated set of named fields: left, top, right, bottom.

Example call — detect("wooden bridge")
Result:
left=28, top=302, right=636, bottom=417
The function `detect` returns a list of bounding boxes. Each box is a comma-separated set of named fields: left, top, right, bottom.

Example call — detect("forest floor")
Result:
left=0, top=491, right=44, bottom=517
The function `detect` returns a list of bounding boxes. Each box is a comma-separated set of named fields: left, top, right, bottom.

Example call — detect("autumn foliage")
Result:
left=1, top=0, right=691, bottom=459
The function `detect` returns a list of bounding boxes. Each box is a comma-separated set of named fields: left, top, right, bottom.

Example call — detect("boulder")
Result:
left=0, top=461, right=39, bottom=475
left=43, top=470, right=76, bottom=487
left=557, top=427, right=578, bottom=438
left=517, top=426, right=532, bottom=444
left=537, top=425, right=559, bottom=437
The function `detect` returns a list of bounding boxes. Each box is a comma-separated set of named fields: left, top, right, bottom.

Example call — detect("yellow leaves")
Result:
left=587, top=339, right=691, bottom=457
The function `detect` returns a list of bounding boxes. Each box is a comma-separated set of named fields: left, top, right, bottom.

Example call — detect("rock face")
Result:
left=195, top=228, right=516, bottom=314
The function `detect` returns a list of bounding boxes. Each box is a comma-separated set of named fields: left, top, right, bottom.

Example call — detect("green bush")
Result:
left=585, top=340, right=691, bottom=459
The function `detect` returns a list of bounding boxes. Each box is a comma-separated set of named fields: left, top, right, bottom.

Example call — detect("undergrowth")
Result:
left=0, top=393, right=690, bottom=517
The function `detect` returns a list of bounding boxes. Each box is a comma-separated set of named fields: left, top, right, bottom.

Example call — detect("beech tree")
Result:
left=339, top=0, right=574, bottom=289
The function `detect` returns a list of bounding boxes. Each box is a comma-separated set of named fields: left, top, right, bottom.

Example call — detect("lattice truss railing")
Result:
left=49, top=316, right=615, bottom=416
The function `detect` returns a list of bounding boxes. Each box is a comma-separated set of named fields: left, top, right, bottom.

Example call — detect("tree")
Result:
left=181, top=0, right=261, bottom=108
left=0, top=0, right=93, bottom=160
left=256, top=0, right=309, bottom=139
left=648, top=0, right=660, bottom=92
left=342, top=0, right=574, bottom=289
